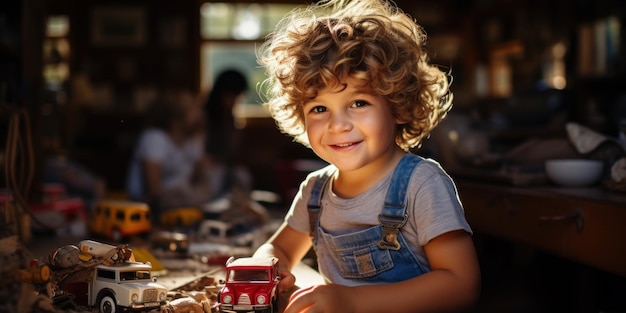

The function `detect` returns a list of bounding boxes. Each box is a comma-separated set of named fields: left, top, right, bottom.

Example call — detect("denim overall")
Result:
left=307, top=154, right=429, bottom=284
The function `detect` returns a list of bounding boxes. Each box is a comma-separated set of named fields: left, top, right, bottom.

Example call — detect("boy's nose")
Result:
left=328, top=112, right=352, bottom=132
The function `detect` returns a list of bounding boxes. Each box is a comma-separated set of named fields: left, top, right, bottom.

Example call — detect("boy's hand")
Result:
left=283, top=284, right=354, bottom=313
left=277, top=270, right=296, bottom=293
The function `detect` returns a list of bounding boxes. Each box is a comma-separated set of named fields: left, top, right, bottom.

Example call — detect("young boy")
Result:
left=253, top=0, right=481, bottom=312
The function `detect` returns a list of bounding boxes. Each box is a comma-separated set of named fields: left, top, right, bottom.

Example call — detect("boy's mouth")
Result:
left=334, top=143, right=354, bottom=147
left=331, top=141, right=362, bottom=149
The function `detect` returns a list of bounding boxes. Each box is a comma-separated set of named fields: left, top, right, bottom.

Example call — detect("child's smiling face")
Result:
left=303, top=77, right=402, bottom=173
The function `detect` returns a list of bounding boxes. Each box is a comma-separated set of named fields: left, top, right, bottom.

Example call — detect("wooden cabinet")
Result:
left=565, top=199, right=626, bottom=277
left=458, top=181, right=626, bottom=277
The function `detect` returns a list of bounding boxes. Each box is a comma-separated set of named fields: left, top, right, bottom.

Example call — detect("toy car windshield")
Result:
left=228, top=269, right=270, bottom=282
left=120, top=270, right=151, bottom=281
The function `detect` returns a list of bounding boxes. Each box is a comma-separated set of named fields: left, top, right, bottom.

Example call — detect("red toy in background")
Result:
left=28, top=183, right=88, bottom=235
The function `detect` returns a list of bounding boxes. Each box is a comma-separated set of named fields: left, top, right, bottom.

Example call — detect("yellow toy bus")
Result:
left=88, top=200, right=151, bottom=241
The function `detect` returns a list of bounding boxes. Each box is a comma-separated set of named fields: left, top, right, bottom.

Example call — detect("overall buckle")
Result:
left=377, top=213, right=407, bottom=251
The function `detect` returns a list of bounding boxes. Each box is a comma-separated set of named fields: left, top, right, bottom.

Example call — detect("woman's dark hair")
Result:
left=205, top=69, right=249, bottom=122
left=204, top=69, right=249, bottom=157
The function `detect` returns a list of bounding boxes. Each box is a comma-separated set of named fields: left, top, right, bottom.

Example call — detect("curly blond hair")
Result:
left=258, top=0, right=452, bottom=150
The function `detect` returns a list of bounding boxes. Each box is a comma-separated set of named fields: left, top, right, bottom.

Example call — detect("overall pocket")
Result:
left=321, top=226, right=395, bottom=279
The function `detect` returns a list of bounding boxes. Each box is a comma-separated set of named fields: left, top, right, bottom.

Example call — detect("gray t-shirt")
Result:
left=285, top=157, right=472, bottom=278
left=126, top=128, right=203, bottom=200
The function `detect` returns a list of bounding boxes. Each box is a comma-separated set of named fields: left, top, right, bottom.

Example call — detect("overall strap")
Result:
left=378, top=154, right=422, bottom=250
left=307, top=171, right=331, bottom=243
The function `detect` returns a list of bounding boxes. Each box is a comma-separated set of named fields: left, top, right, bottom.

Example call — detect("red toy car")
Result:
left=219, top=257, right=280, bottom=313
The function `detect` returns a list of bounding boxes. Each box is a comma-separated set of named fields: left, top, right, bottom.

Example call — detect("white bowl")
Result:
left=545, top=159, right=604, bottom=187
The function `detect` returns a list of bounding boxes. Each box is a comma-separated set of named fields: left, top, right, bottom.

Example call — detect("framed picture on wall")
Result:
left=92, top=7, right=146, bottom=47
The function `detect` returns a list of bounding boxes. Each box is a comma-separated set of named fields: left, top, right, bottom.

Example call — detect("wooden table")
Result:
left=456, top=180, right=626, bottom=278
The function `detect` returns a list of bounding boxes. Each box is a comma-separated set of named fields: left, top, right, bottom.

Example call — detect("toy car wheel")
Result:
left=99, top=295, right=118, bottom=313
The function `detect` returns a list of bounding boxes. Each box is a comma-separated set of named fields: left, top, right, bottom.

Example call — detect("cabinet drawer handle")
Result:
left=538, top=209, right=584, bottom=232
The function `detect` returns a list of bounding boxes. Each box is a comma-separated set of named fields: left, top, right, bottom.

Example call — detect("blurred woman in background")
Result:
left=126, top=90, right=212, bottom=221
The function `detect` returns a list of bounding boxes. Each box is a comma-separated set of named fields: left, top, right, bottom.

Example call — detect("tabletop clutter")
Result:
left=2, top=236, right=227, bottom=313
left=1, top=199, right=287, bottom=313
left=558, top=122, right=626, bottom=190
left=452, top=121, right=626, bottom=190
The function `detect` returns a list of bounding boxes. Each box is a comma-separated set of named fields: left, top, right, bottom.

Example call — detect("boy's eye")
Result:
left=309, top=105, right=327, bottom=113
left=351, top=100, right=369, bottom=108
